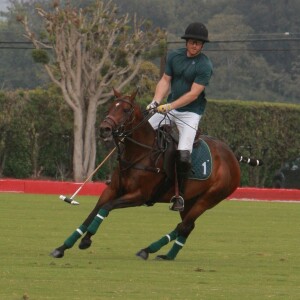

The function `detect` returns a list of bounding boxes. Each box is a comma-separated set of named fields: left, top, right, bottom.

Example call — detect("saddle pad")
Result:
left=189, top=139, right=212, bottom=180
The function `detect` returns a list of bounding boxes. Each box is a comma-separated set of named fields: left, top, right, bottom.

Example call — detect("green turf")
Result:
left=0, top=193, right=299, bottom=300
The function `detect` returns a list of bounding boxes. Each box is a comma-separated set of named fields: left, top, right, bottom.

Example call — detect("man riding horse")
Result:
left=147, top=22, right=213, bottom=211
left=49, top=23, right=262, bottom=261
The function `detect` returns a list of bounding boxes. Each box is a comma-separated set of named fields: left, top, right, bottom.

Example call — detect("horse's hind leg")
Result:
left=155, top=222, right=195, bottom=260
left=156, top=196, right=221, bottom=260
left=136, top=220, right=196, bottom=261
left=137, top=198, right=215, bottom=260
left=136, top=229, right=178, bottom=260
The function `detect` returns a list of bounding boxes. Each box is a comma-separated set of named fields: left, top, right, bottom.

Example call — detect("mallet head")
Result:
left=59, top=195, right=79, bottom=205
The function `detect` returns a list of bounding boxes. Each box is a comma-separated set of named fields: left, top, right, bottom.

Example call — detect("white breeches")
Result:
left=148, top=110, right=201, bottom=153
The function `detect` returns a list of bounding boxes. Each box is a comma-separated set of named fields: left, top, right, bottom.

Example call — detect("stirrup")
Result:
left=169, top=195, right=184, bottom=212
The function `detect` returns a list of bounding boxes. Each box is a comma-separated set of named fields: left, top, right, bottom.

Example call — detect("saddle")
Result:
left=146, top=125, right=211, bottom=206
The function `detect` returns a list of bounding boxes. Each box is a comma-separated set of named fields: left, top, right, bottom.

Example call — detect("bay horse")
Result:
left=51, top=90, right=262, bottom=260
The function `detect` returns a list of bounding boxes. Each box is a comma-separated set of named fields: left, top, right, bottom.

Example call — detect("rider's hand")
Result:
left=146, top=100, right=159, bottom=111
left=157, top=104, right=173, bottom=114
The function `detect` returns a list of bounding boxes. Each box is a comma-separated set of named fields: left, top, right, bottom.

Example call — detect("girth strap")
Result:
left=120, top=160, right=162, bottom=174
left=131, top=163, right=162, bottom=174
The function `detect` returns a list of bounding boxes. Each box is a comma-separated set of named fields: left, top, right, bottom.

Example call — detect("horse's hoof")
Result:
left=50, top=248, right=64, bottom=258
left=78, top=238, right=92, bottom=250
left=136, top=249, right=149, bottom=260
left=155, top=255, right=173, bottom=261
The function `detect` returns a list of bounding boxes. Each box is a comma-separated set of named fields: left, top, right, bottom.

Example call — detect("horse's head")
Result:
left=100, top=89, right=138, bottom=141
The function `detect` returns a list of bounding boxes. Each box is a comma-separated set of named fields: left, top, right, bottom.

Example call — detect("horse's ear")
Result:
left=113, top=88, right=121, bottom=98
left=130, top=89, right=138, bottom=102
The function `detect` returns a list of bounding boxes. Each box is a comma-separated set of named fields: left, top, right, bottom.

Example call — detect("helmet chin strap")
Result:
left=187, top=50, right=202, bottom=57
left=186, top=46, right=203, bottom=58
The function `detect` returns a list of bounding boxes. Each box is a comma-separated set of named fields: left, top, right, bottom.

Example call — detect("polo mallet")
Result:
left=59, top=147, right=117, bottom=205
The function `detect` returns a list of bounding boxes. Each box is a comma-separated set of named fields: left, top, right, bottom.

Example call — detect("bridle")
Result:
left=101, top=97, right=135, bottom=137
left=102, top=97, right=164, bottom=174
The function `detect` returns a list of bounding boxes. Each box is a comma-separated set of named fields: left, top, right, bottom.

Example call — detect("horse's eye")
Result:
left=123, top=108, right=131, bottom=113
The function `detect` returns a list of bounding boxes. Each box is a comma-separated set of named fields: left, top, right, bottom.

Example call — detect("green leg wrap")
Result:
left=87, top=208, right=109, bottom=235
left=165, top=236, right=186, bottom=260
left=147, top=230, right=178, bottom=253
left=64, top=224, right=87, bottom=249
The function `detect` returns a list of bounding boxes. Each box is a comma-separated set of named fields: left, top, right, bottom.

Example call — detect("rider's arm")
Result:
left=153, top=73, right=171, bottom=104
left=170, top=82, right=205, bottom=110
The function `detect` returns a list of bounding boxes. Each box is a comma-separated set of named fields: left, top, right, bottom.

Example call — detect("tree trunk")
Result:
left=73, top=109, right=84, bottom=182
left=72, top=99, right=98, bottom=182
left=83, top=99, right=97, bottom=179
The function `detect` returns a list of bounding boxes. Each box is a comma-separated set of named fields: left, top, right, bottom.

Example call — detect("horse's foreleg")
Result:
left=50, top=186, right=121, bottom=258
left=50, top=223, right=88, bottom=258
left=50, top=202, right=103, bottom=258
left=78, top=208, right=110, bottom=250
left=79, top=191, right=143, bottom=250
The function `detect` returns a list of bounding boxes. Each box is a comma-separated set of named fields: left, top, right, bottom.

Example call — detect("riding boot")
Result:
left=170, top=150, right=191, bottom=211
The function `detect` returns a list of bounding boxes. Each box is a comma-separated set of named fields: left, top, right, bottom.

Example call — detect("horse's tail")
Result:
left=236, top=155, right=263, bottom=167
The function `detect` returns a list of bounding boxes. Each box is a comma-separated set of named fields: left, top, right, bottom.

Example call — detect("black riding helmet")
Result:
left=181, top=22, right=209, bottom=43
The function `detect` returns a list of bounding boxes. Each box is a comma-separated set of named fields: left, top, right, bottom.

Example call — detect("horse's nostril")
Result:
left=100, top=126, right=112, bottom=137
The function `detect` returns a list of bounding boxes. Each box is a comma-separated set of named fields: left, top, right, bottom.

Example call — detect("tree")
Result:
left=18, top=0, right=166, bottom=181
left=0, top=1, right=48, bottom=89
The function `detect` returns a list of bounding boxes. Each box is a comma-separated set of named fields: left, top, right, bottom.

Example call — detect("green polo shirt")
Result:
left=165, top=48, right=213, bottom=115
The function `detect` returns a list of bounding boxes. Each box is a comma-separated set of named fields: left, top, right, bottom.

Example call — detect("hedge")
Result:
left=0, top=89, right=299, bottom=187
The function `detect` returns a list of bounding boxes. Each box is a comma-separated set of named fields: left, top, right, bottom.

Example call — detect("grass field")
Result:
left=0, top=193, right=299, bottom=300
